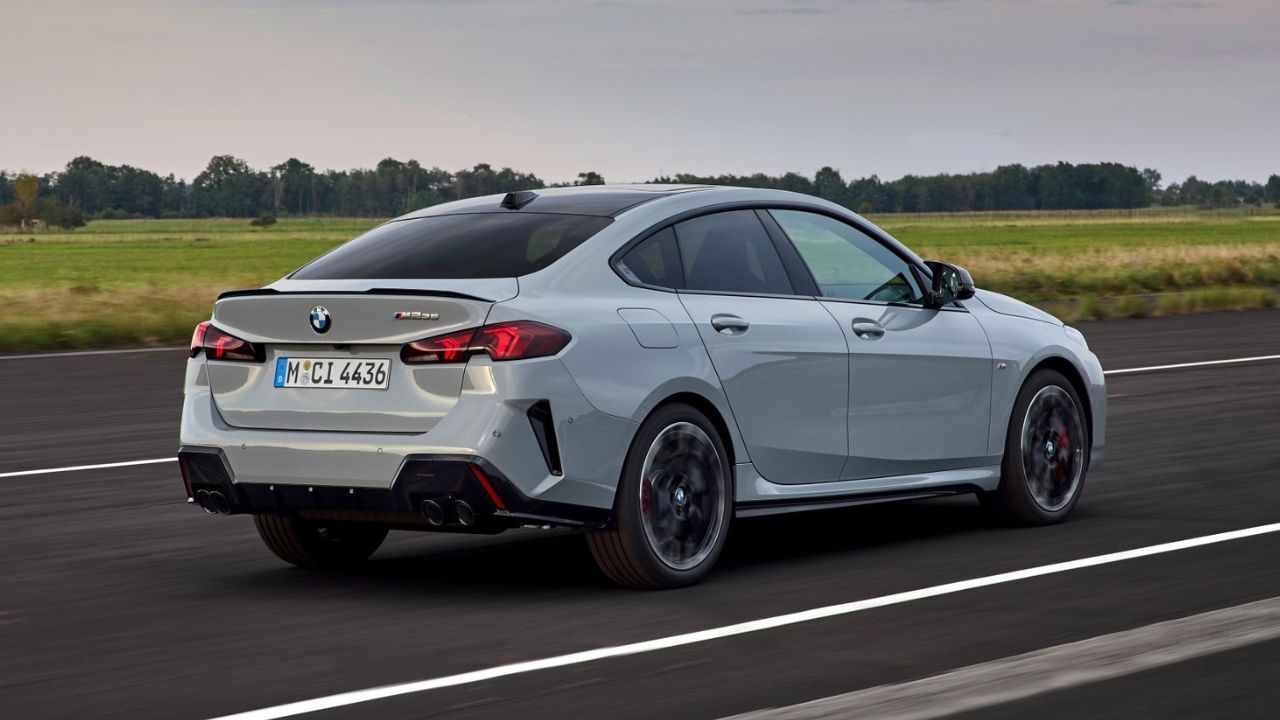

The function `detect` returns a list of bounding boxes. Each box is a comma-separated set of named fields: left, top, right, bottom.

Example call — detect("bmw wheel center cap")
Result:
left=309, top=305, right=331, bottom=334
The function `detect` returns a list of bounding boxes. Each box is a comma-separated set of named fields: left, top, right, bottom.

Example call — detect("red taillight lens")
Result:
left=473, top=321, right=571, bottom=361
left=202, top=324, right=264, bottom=362
left=189, top=321, right=210, bottom=358
left=400, top=327, right=478, bottom=364
left=400, top=321, right=570, bottom=365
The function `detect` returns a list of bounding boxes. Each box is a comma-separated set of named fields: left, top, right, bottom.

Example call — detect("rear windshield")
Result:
left=291, top=213, right=613, bottom=279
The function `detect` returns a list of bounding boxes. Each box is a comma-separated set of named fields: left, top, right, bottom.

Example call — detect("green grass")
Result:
left=0, top=218, right=374, bottom=350
left=1, top=209, right=1278, bottom=350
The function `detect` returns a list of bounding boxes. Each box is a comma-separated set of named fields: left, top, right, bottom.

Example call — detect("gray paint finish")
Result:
left=617, top=308, right=679, bottom=349
left=180, top=184, right=1106, bottom=520
left=680, top=292, right=849, bottom=484
left=820, top=301, right=995, bottom=480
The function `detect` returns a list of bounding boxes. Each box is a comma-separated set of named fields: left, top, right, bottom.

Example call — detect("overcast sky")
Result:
left=3, top=0, right=1277, bottom=184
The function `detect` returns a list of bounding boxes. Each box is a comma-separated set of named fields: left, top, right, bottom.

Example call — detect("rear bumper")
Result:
left=178, top=446, right=609, bottom=529
left=179, top=355, right=638, bottom=514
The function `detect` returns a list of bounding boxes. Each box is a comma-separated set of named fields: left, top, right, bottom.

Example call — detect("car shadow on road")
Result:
left=221, top=495, right=1000, bottom=597
left=718, top=496, right=993, bottom=571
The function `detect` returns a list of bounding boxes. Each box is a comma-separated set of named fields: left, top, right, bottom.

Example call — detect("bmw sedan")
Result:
left=179, top=185, right=1106, bottom=588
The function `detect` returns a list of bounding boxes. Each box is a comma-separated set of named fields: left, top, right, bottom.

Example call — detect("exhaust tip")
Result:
left=454, top=500, right=476, bottom=527
left=195, top=489, right=217, bottom=514
left=420, top=499, right=445, bottom=526
left=206, top=490, right=232, bottom=515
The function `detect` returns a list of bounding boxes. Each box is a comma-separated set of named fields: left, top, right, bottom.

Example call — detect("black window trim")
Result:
left=608, top=201, right=970, bottom=311
left=762, top=207, right=973, bottom=313
left=609, top=201, right=964, bottom=308
left=613, top=207, right=822, bottom=301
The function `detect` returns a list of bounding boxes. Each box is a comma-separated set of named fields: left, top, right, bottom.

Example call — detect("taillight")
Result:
left=201, top=324, right=264, bottom=362
left=400, top=328, right=478, bottom=364
left=400, top=321, right=571, bottom=365
left=474, top=321, right=571, bottom=360
left=189, top=321, right=210, bottom=358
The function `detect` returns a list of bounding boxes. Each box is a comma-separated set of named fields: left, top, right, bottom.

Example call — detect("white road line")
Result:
left=1105, top=354, right=1280, bottom=375
left=0, top=346, right=184, bottom=361
left=724, top=595, right=1280, bottom=720
left=206, top=522, right=1280, bottom=720
left=0, top=457, right=175, bottom=479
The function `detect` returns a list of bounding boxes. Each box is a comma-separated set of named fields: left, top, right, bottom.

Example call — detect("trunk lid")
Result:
left=205, top=279, right=516, bottom=433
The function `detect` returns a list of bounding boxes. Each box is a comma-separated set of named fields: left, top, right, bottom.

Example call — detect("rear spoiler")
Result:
left=215, top=287, right=494, bottom=302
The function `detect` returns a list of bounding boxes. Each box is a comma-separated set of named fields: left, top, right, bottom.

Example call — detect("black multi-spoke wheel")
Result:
left=254, top=515, right=388, bottom=569
left=981, top=369, right=1090, bottom=525
left=588, top=403, right=732, bottom=588
left=1020, top=385, right=1085, bottom=512
left=639, top=422, right=726, bottom=571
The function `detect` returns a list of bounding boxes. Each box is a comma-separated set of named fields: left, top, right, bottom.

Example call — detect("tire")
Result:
left=587, top=403, right=733, bottom=589
left=253, top=514, right=388, bottom=569
left=981, top=369, right=1090, bottom=526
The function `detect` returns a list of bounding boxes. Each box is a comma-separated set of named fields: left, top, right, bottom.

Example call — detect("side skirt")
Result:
left=733, top=461, right=1002, bottom=516
left=735, top=488, right=974, bottom=519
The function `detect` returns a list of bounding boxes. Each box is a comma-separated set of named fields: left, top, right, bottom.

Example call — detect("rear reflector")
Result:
left=468, top=464, right=507, bottom=510
left=401, top=321, right=570, bottom=365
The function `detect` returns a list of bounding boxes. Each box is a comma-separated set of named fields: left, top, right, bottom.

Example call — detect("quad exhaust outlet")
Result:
left=420, top=499, right=445, bottom=526
left=194, top=489, right=231, bottom=515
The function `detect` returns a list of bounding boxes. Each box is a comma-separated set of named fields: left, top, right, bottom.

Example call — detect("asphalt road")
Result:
left=1, top=309, right=1279, bottom=719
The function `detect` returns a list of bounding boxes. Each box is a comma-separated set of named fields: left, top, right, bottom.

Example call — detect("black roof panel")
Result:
left=401, top=184, right=710, bottom=219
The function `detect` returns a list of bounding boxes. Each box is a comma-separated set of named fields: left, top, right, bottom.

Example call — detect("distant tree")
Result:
left=193, top=155, right=267, bottom=217
left=777, top=172, right=814, bottom=196
left=268, top=159, right=317, bottom=214
left=13, top=173, right=40, bottom=229
left=1265, top=175, right=1280, bottom=207
left=813, top=166, right=848, bottom=206
left=57, top=156, right=111, bottom=212
left=576, top=171, right=605, bottom=186
left=1141, top=168, right=1162, bottom=197
left=987, top=164, right=1035, bottom=210
left=37, top=197, right=86, bottom=229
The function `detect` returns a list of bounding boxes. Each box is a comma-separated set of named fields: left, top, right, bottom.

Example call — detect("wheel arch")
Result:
left=1026, top=355, right=1093, bottom=444
left=646, top=391, right=738, bottom=470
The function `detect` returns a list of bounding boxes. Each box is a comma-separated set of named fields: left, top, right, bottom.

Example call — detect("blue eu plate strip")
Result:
left=274, top=358, right=288, bottom=388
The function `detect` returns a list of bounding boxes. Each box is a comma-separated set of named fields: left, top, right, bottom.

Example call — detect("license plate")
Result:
left=274, top=357, right=391, bottom=390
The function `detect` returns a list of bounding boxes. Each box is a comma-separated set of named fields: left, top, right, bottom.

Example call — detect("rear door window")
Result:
left=674, top=210, right=794, bottom=295
left=292, top=213, right=613, bottom=279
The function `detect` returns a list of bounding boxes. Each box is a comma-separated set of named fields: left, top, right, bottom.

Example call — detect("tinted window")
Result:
left=770, top=210, right=922, bottom=303
left=674, top=211, right=793, bottom=295
left=292, top=213, right=612, bottom=280
left=618, top=227, right=683, bottom=289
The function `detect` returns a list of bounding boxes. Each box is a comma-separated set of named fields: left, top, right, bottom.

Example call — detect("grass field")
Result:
left=1, top=210, right=1278, bottom=350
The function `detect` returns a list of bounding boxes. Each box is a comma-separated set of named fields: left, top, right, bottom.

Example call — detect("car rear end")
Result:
left=178, top=205, right=637, bottom=533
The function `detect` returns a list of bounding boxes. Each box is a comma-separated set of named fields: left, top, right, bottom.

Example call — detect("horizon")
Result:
left=4, top=153, right=1275, bottom=188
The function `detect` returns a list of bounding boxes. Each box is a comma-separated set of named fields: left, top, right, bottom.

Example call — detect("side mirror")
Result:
left=924, top=260, right=975, bottom=308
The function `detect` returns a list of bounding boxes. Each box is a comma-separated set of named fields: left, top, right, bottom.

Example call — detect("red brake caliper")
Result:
left=1055, top=426, right=1070, bottom=481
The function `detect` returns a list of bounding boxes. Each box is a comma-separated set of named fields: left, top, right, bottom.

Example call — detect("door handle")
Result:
left=711, top=314, right=750, bottom=335
left=852, top=320, right=885, bottom=339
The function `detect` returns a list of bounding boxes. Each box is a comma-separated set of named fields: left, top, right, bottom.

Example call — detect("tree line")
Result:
left=1, top=155, right=1278, bottom=228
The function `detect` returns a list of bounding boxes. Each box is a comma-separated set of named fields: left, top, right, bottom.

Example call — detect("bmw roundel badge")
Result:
left=309, top=305, right=331, bottom=334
